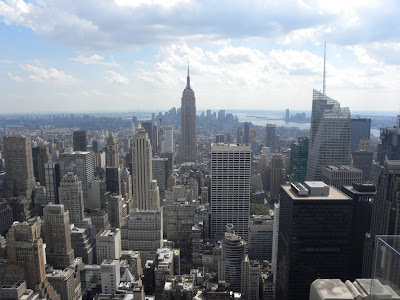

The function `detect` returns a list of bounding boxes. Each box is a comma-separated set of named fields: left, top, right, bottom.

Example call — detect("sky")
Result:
left=1, top=0, right=400, bottom=113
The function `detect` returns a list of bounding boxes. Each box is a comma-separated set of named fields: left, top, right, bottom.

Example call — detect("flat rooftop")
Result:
left=282, top=184, right=351, bottom=201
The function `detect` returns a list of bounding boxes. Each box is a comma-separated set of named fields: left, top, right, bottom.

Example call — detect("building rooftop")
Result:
left=282, top=183, right=351, bottom=201
left=323, top=165, right=362, bottom=172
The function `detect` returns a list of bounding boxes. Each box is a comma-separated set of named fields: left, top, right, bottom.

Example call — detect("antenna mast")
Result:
left=323, top=41, right=326, bottom=95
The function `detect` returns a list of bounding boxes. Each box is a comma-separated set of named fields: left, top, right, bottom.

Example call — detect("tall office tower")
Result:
left=321, top=165, right=362, bottom=190
left=342, top=182, right=376, bottom=280
left=215, top=134, right=225, bottom=143
left=101, top=259, right=120, bottom=294
left=121, top=210, right=163, bottom=263
left=285, top=109, right=290, bottom=122
left=32, top=146, right=41, bottom=181
left=32, top=144, right=52, bottom=185
left=270, top=154, right=285, bottom=201
left=271, top=203, right=280, bottom=295
left=121, top=168, right=132, bottom=201
left=266, top=124, right=276, bottom=152
left=237, top=126, right=243, bottom=144
left=3, top=136, right=36, bottom=199
left=352, top=150, right=373, bottom=181
left=152, top=158, right=168, bottom=199
left=87, top=180, right=107, bottom=209
left=307, top=90, right=351, bottom=181
left=96, top=228, right=121, bottom=264
left=108, top=194, right=125, bottom=228
left=289, top=137, right=309, bottom=182
left=44, top=161, right=64, bottom=204
left=211, top=143, right=251, bottom=240
left=244, top=122, right=250, bottom=144
left=0, top=200, right=13, bottom=236
left=123, top=125, right=162, bottom=263
left=218, top=109, right=226, bottom=120
left=4, top=217, right=61, bottom=299
left=58, top=172, right=85, bottom=225
left=218, top=224, right=247, bottom=293
left=180, top=66, right=197, bottom=162
left=248, top=215, right=273, bottom=261
left=142, top=121, right=154, bottom=148
left=43, top=204, right=75, bottom=269
left=73, top=130, right=87, bottom=151
left=363, top=160, right=400, bottom=277
left=106, top=167, right=121, bottom=194
left=106, top=133, right=119, bottom=168
left=164, top=126, right=174, bottom=153
left=92, top=139, right=101, bottom=153
left=276, top=182, right=353, bottom=300
left=59, top=151, right=94, bottom=204
left=131, top=124, right=160, bottom=210
left=377, top=121, right=400, bottom=164
left=350, top=118, right=371, bottom=151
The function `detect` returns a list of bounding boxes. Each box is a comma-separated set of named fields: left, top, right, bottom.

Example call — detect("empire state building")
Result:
left=180, top=66, right=197, bottom=162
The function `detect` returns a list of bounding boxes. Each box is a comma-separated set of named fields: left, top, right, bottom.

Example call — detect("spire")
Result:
left=323, top=41, right=326, bottom=95
left=186, top=62, right=191, bottom=89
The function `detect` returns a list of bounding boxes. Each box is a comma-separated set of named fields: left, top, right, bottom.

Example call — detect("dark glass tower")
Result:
left=276, top=182, right=353, bottom=300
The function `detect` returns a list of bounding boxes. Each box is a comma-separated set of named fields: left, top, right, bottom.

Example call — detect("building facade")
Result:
left=211, top=143, right=251, bottom=240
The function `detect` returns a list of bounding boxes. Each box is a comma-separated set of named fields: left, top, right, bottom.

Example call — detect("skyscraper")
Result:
left=2, top=217, right=61, bottom=299
left=306, top=90, right=351, bottom=181
left=164, top=126, right=174, bottom=154
left=44, top=161, right=64, bottom=204
left=211, top=143, right=251, bottom=240
left=122, top=125, right=162, bottom=263
left=58, top=172, right=85, bottom=225
left=350, top=118, right=371, bottom=151
left=106, top=132, right=119, bottom=168
left=43, top=204, right=75, bottom=269
left=276, top=182, right=353, bottom=300
left=363, top=159, right=400, bottom=277
left=180, top=66, right=197, bottom=162
left=218, top=224, right=247, bottom=293
left=266, top=124, right=276, bottom=152
left=270, top=154, right=285, bottom=201
left=3, top=136, right=36, bottom=199
left=289, top=137, right=309, bottom=182
left=131, top=124, right=159, bottom=210
left=73, top=131, right=87, bottom=151
left=244, top=122, right=250, bottom=144
left=59, top=151, right=94, bottom=204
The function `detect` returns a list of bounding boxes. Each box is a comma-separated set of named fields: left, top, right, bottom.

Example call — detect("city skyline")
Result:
left=1, top=1, right=400, bottom=113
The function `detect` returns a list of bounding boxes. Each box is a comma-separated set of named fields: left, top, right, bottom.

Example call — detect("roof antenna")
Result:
left=323, top=41, right=326, bottom=95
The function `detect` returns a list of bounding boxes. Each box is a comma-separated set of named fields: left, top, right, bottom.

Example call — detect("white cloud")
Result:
left=135, top=43, right=400, bottom=110
left=106, top=70, right=129, bottom=85
left=70, top=54, right=119, bottom=67
left=1, top=0, right=397, bottom=50
left=8, top=64, right=81, bottom=84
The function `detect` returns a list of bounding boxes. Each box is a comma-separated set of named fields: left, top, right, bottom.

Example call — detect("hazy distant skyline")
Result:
left=1, top=0, right=400, bottom=113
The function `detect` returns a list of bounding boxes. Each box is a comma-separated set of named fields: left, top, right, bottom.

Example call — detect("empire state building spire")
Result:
left=186, top=63, right=191, bottom=89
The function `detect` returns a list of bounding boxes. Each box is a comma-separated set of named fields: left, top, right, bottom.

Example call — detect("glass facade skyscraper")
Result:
left=307, top=89, right=351, bottom=181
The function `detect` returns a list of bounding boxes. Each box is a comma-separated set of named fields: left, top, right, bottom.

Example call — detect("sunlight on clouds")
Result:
left=8, top=64, right=82, bottom=84
left=114, top=0, right=189, bottom=9
left=105, top=71, right=129, bottom=85
left=70, top=54, right=119, bottom=67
